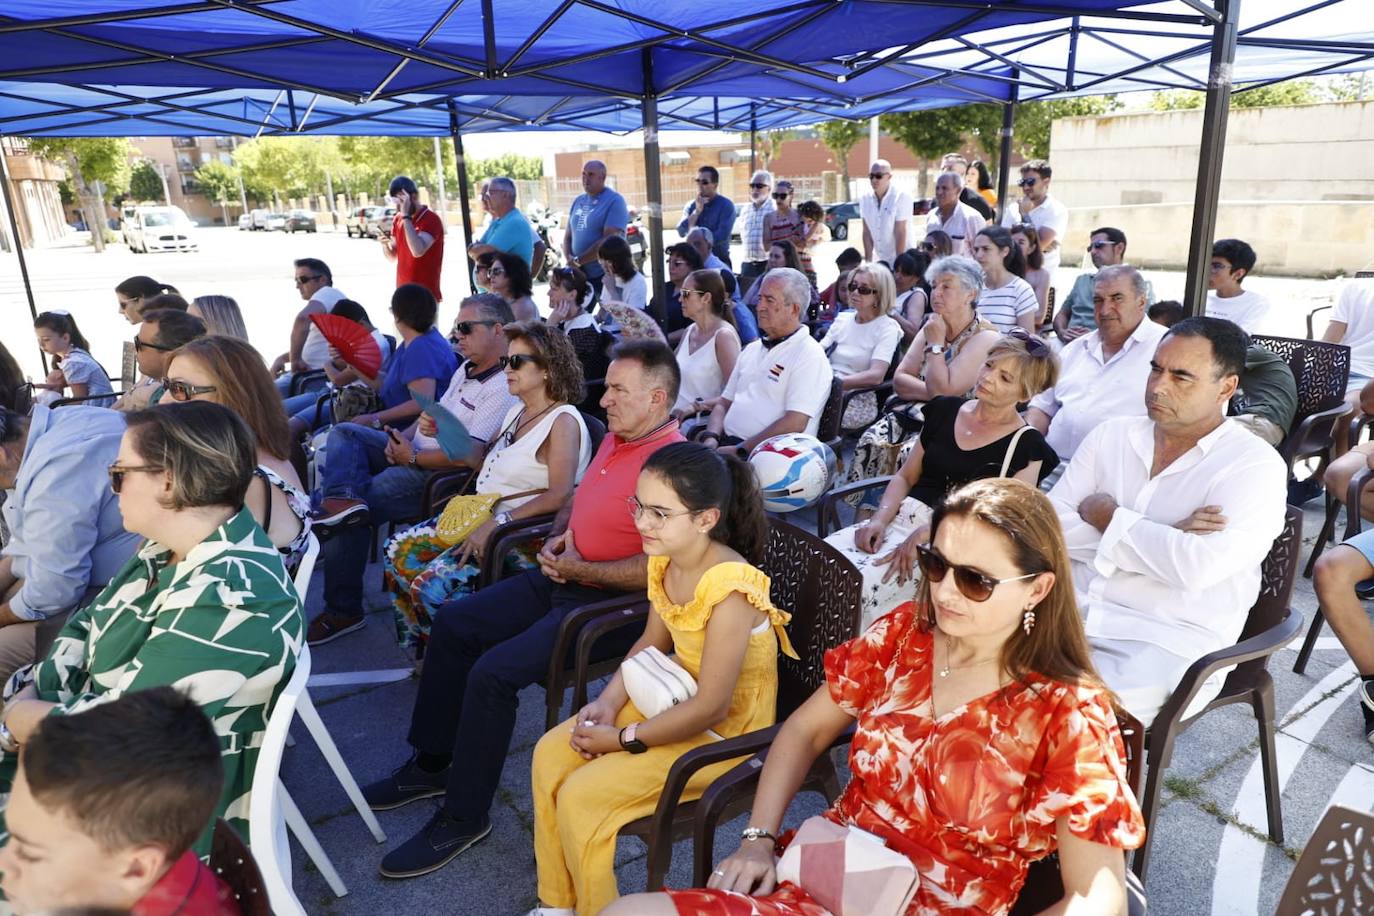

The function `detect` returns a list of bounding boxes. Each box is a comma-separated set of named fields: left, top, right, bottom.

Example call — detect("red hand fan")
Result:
left=309, top=313, right=383, bottom=378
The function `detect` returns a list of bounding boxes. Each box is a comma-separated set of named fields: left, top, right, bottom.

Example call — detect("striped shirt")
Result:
left=977, top=276, right=1040, bottom=332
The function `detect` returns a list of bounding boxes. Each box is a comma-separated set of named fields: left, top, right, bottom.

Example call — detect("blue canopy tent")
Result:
left=1, top=0, right=1371, bottom=320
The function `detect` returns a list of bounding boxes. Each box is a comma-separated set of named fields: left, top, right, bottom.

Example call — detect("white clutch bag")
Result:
left=776, top=816, right=920, bottom=916
left=621, top=645, right=697, bottom=718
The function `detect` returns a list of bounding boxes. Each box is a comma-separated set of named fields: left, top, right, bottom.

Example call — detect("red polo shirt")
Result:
left=393, top=206, right=446, bottom=302
left=568, top=421, right=684, bottom=563
left=132, top=850, right=239, bottom=916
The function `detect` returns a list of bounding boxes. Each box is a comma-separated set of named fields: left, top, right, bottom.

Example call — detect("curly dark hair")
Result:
left=797, top=199, right=824, bottom=222
left=503, top=319, right=585, bottom=406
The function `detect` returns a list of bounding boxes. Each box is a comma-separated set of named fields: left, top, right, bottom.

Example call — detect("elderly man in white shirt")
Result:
left=699, top=268, right=832, bottom=458
left=860, top=159, right=912, bottom=266
left=1049, top=316, right=1288, bottom=726
left=924, top=171, right=985, bottom=257
left=1027, top=265, right=1166, bottom=465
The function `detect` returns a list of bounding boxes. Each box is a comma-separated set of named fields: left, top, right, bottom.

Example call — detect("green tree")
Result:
left=337, top=136, right=460, bottom=199
left=233, top=136, right=341, bottom=202
left=193, top=159, right=241, bottom=204
left=881, top=106, right=1001, bottom=195
left=128, top=161, right=165, bottom=203
left=467, top=152, right=543, bottom=183
left=26, top=137, right=132, bottom=252
left=1324, top=73, right=1371, bottom=102
left=816, top=120, right=866, bottom=193
left=1013, top=95, right=1120, bottom=160
left=1150, top=79, right=1321, bottom=111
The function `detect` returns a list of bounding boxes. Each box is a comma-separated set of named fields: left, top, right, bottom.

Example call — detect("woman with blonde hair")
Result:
left=189, top=295, right=249, bottom=340
left=611, top=477, right=1144, bottom=916
left=818, top=262, right=903, bottom=430
left=163, top=335, right=311, bottom=564
left=827, top=329, right=1060, bottom=627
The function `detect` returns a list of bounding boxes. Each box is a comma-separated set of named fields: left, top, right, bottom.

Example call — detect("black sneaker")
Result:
left=1359, top=679, right=1374, bottom=747
left=1287, top=475, right=1325, bottom=506
left=379, top=809, right=491, bottom=879
left=362, top=755, right=448, bottom=811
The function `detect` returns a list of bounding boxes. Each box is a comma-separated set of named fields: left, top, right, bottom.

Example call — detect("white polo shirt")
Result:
left=860, top=186, right=914, bottom=265
left=1333, top=279, right=1374, bottom=381
left=1028, top=316, right=1166, bottom=459
left=412, top=360, right=516, bottom=451
left=925, top=202, right=986, bottom=256
left=722, top=328, right=833, bottom=440
left=1001, top=194, right=1068, bottom=273
left=298, top=286, right=349, bottom=369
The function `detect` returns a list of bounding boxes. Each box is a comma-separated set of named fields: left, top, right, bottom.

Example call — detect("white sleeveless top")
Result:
left=674, top=322, right=740, bottom=413
left=475, top=403, right=592, bottom=510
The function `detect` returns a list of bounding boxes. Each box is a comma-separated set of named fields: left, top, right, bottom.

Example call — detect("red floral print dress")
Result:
left=668, top=603, right=1145, bottom=916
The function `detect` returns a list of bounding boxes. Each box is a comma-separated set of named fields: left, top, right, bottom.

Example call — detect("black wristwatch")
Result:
left=735, top=446, right=749, bottom=459
left=619, top=723, right=648, bottom=754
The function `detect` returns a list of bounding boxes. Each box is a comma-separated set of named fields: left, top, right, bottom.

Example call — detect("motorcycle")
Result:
left=527, top=203, right=564, bottom=283
left=624, top=207, right=648, bottom=272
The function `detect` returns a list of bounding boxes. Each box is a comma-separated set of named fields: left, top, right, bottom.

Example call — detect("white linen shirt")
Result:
left=1028, top=317, right=1166, bottom=459
left=925, top=202, right=986, bottom=256
left=1000, top=194, right=1068, bottom=273
left=1049, top=415, right=1287, bottom=665
left=860, top=186, right=914, bottom=265
left=722, top=329, right=832, bottom=440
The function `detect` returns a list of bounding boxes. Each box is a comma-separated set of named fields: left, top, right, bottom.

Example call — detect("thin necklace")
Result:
left=504, top=401, right=558, bottom=446
left=939, top=633, right=1000, bottom=678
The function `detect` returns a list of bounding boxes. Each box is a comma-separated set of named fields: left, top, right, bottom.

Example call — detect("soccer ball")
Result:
left=748, top=433, right=836, bottom=513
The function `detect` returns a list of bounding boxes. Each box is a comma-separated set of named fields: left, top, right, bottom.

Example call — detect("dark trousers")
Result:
left=407, top=569, right=640, bottom=823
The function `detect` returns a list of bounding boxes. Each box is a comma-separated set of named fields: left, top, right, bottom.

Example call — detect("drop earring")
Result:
left=1022, top=607, right=1036, bottom=635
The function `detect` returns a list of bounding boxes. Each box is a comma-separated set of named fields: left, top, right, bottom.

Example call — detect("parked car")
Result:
left=237, top=213, right=253, bottom=230
left=344, top=206, right=375, bottom=238
left=263, top=212, right=288, bottom=232
left=824, top=201, right=859, bottom=241
left=125, top=206, right=197, bottom=254
left=249, top=208, right=271, bottom=230
left=285, top=209, right=317, bottom=233
left=365, top=206, right=397, bottom=239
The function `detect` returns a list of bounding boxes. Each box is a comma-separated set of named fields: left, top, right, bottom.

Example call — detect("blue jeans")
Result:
left=287, top=391, right=333, bottom=431
left=320, top=463, right=428, bottom=617
left=319, top=424, right=395, bottom=501
left=275, top=371, right=328, bottom=398
left=406, top=569, right=641, bottom=823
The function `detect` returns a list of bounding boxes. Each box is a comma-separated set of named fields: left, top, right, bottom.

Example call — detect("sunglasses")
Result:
left=847, top=282, right=878, bottom=296
left=1087, top=240, right=1117, bottom=251
left=133, top=337, right=173, bottom=353
left=160, top=378, right=218, bottom=401
left=294, top=275, right=324, bottom=286
left=772, top=192, right=790, bottom=200
left=453, top=320, right=498, bottom=338
left=500, top=353, right=544, bottom=371
left=1017, top=177, right=1039, bottom=188
left=107, top=463, right=163, bottom=494
left=919, top=242, right=937, bottom=252
left=680, top=287, right=711, bottom=300
left=749, top=182, right=769, bottom=190
left=488, top=265, right=507, bottom=277
left=695, top=178, right=716, bottom=185
left=1004, top=327, right=1051, bottom=357
left=916, top=543, right=1039, bottom=603
left=869, top=173, right=889, bottom=180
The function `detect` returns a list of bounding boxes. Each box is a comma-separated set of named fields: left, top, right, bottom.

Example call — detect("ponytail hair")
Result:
left=641, top=441, right=767, bottom=565
left=34, top=311, right=91, bottom=353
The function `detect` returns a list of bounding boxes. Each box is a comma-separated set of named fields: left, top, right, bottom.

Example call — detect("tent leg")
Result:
left=749, top=105, right=757, bottom=175
left=0, top=134, right=45, bottom=374
left=1183, top=0, right=1240, bottom=317
left=995, top=71, right=1018, bottom=226
left=642, top=49, right=667, bottom=325
left=447, top=100, right=476, bottom=295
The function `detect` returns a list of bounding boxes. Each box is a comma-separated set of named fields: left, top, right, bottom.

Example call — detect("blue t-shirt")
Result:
left=567, top=189, right=628, bottom=282
left=732, top=302, right=760, bottom=345
left=379, top=328, right=458, bottom=410
left=480, top=208, right=535, bottom=267
left=676, top=195, right=737, bottom=266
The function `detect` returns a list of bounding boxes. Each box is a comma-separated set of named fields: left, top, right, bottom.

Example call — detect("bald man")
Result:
left=564, top=159, right=629, bottom=301
left=860, top=158, right=912, bottom=265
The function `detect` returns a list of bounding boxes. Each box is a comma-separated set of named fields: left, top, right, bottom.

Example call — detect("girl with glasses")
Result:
left=486, top=250, right=540, bottom=323
left=671, top=270, right=741, bottom=434
left=760, top=181, right=807, bottom=280
left=164, top=336, right=311, bottom=567
left=32, top=311, right=115, bottom=408
left=114, top=275, right=179, bottom=325
left=818, top=262, right=903, bottom=430
left=613, top=478, right=1144, bottom=916
left=920, top=229, right=954, bottom=260
left=826, top=332, right=1059, bottom=628
left=530, top=442, right=796, bottom=916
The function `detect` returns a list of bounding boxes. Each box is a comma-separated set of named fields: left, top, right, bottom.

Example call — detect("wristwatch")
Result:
left=740, top=826, right=777, bottom=844
left=925, top=344, right=945, bottom=356
left=408, top=450, right=420, bottom=468
left=494, top=511, right=514, bottom=527
left=735, top=446, right=749, bottom=459
left=0, top=719, right=19, bottom=754
left=371, top=416, right=383, bottom=429
left=619, top=723, right=648, bottom=754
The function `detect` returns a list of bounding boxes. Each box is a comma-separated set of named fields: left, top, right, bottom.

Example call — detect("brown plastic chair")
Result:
left=1247, top=335, right=1350, bottom=483
left=1296, top=465, right=1374, bottom=673
left=209, top=818, right=271, bottom=916
left=1131, top=504, right=1304, bottom=881
left=814, top=375, right=845, bottom=459
left=1275, top=804, right=1374, bottom=914
left=1303, top=410, right=1374, bottom=579
left=563, top=520, right=863, bottom=890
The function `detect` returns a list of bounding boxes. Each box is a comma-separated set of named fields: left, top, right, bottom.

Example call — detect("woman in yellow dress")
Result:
left=527, top=441, right=797, bottom=916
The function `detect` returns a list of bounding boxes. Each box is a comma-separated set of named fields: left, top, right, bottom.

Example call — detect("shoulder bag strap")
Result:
left=999, top=425, right=1033, bottom=478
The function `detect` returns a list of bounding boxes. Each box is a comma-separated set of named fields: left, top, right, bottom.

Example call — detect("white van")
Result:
left=250, top=208, right=271, bottom=231
left=126, top=206, right=197, bottom=254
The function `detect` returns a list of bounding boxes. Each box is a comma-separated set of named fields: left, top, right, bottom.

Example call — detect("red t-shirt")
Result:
left=132, top=850, right=239, bottom=916
left=393, top=206, right=446, bottom=302
left=568, top=421, right=684, bottom=563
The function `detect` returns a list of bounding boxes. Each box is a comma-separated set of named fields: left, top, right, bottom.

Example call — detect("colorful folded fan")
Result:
left=308, top=313, right=383, bottom=378
left=414, top=391, right=473, bottom=461
left=599, top=301, right=666, bottom=343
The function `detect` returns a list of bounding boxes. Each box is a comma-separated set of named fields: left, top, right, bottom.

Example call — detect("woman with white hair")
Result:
left=842, top=255, right=1000, bottom=489
left=818, top=262, right=903, bottom=429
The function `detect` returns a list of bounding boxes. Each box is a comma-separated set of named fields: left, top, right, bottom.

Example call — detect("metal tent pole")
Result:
left=749, top=105, right=757, bottom=174
left=446, top=100, right=476, bottom=291
left=642, top=49, right=667, bottom=325
left=1183, top=0, right=1240, bottom=317
left=995, top=70, right=1019, bottom=226
left=0, top=135, right=46, bottom=373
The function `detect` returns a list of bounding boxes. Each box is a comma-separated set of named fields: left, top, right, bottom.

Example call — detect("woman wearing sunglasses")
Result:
left=530, top=442, right=795, bottom=916
left=818, top=262, right=904, bottom=431
left=841, top=255, right=1001, bottom=494
left=741, top=241, right=821, bottom=318
left=163, top=335, right=312, bottom=567
left=920, top=229, right=954, bottom=260
left=385, top=320, right=591, bottom=657
left=610, top=478, right=1144, bottom=916
left=671, top=269, right=740, bottom=434
left=827, top=331, right=1059, bottom=628
left=0, top=401, right=304, bottom=857
left=487, top=250, right=540, bottom=324
left=761, top=181, right=806, bottom=274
